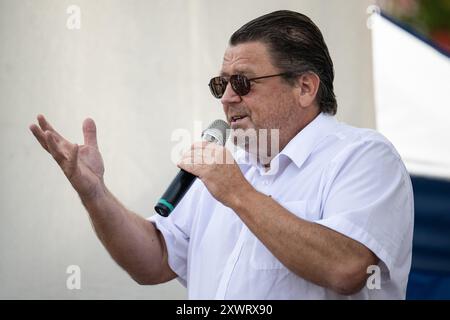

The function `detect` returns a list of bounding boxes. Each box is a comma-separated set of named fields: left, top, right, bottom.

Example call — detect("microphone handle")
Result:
left=154, top=169, right=197, bottom=217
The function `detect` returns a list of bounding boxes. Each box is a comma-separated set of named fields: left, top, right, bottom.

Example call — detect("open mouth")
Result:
left=230, top=115, right=248, bottom=123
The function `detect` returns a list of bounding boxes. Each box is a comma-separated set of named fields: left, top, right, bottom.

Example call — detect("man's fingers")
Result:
left=83, top=118, right=98, bottom=148
left=45, top=131, right=67, bottom=164
left=190, top=141, right=210, bottom=151
left=179, top=148, right=205, bottom=166
left=37, top=114, right=70, bottom=144
left=29, top=124, right=49, bottom=152
left=37, top=114, right=58, bottom=135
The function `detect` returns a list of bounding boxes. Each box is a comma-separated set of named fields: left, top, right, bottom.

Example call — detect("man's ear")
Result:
left=294, top=72, right=321, bottom=108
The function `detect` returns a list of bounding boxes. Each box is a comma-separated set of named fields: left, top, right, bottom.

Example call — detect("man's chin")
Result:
left=230, top=129, right=257, bottom=153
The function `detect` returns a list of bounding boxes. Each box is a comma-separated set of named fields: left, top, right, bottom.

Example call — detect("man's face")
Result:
left=220, top=41, right=302, bottom=153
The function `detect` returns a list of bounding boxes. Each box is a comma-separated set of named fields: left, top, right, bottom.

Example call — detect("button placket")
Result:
left=214, top=225, right=248, bottom=299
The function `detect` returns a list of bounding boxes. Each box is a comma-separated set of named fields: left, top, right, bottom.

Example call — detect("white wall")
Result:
left=0, top=0, right=374, bottom=299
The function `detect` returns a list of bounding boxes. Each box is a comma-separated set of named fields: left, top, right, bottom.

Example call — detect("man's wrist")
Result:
left=79, top=180, right=108, bottom=207
left=229, top=183, right=261, bottom=213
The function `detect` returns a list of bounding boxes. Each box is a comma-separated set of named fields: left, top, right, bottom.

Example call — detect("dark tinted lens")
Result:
left=209, top=77, right=227, bottom=98
left=230, top=75, right=251, bottom=96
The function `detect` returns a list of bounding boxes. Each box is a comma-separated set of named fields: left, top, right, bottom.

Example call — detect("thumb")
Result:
left=83, top=118, right=98, bottom=148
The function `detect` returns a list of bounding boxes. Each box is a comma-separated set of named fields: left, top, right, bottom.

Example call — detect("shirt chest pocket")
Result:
left=250, top=200, right=312, bottom=270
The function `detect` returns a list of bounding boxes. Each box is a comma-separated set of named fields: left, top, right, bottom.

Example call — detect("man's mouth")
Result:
left=230, top=115, right=248, bottom=123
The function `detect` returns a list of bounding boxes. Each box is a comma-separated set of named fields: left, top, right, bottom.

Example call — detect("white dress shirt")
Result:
left=149, top=113, right=414, bottom=299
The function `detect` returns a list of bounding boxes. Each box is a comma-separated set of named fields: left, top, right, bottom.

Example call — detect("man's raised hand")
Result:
left=29, top=115, right=105, bottom=201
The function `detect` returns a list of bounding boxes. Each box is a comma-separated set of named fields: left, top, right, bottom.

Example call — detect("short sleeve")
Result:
left=148, top=179, right=205, bottom=287
left=315, top=138, right=414, bottom=279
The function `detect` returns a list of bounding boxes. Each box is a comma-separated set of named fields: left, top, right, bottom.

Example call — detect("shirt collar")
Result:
left=232, top=112, right=339, bottom=173
left=278, top=112, right=339, bottom=169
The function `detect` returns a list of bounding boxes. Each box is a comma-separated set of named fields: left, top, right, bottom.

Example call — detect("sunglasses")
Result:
left=208, top=73, right=289, bottom=99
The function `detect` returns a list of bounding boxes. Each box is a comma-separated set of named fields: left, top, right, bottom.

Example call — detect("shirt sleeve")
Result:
left=148, top=179, right=205, bottom=287
left=315, top=138, right=414, bottom=279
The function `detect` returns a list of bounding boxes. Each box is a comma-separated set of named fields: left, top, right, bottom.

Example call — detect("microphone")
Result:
left=154, top=119, right=230, bottom=217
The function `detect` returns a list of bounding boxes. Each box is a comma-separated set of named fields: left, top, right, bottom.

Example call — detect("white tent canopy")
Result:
left=371, top=13, right=450, bottom=180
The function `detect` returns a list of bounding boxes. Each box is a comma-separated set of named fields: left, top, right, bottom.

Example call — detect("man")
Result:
left=29, top=10, right=413, bottom=299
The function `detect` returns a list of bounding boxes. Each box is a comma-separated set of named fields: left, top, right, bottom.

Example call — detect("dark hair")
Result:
left=229, top=10, right=337, bottom=115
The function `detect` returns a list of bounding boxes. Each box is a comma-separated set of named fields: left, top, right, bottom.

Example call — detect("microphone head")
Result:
left=202, top=119, right=230, bottom=146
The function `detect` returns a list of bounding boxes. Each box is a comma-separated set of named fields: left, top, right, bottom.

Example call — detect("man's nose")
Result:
left=220, top=82, right=242, bottom=105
